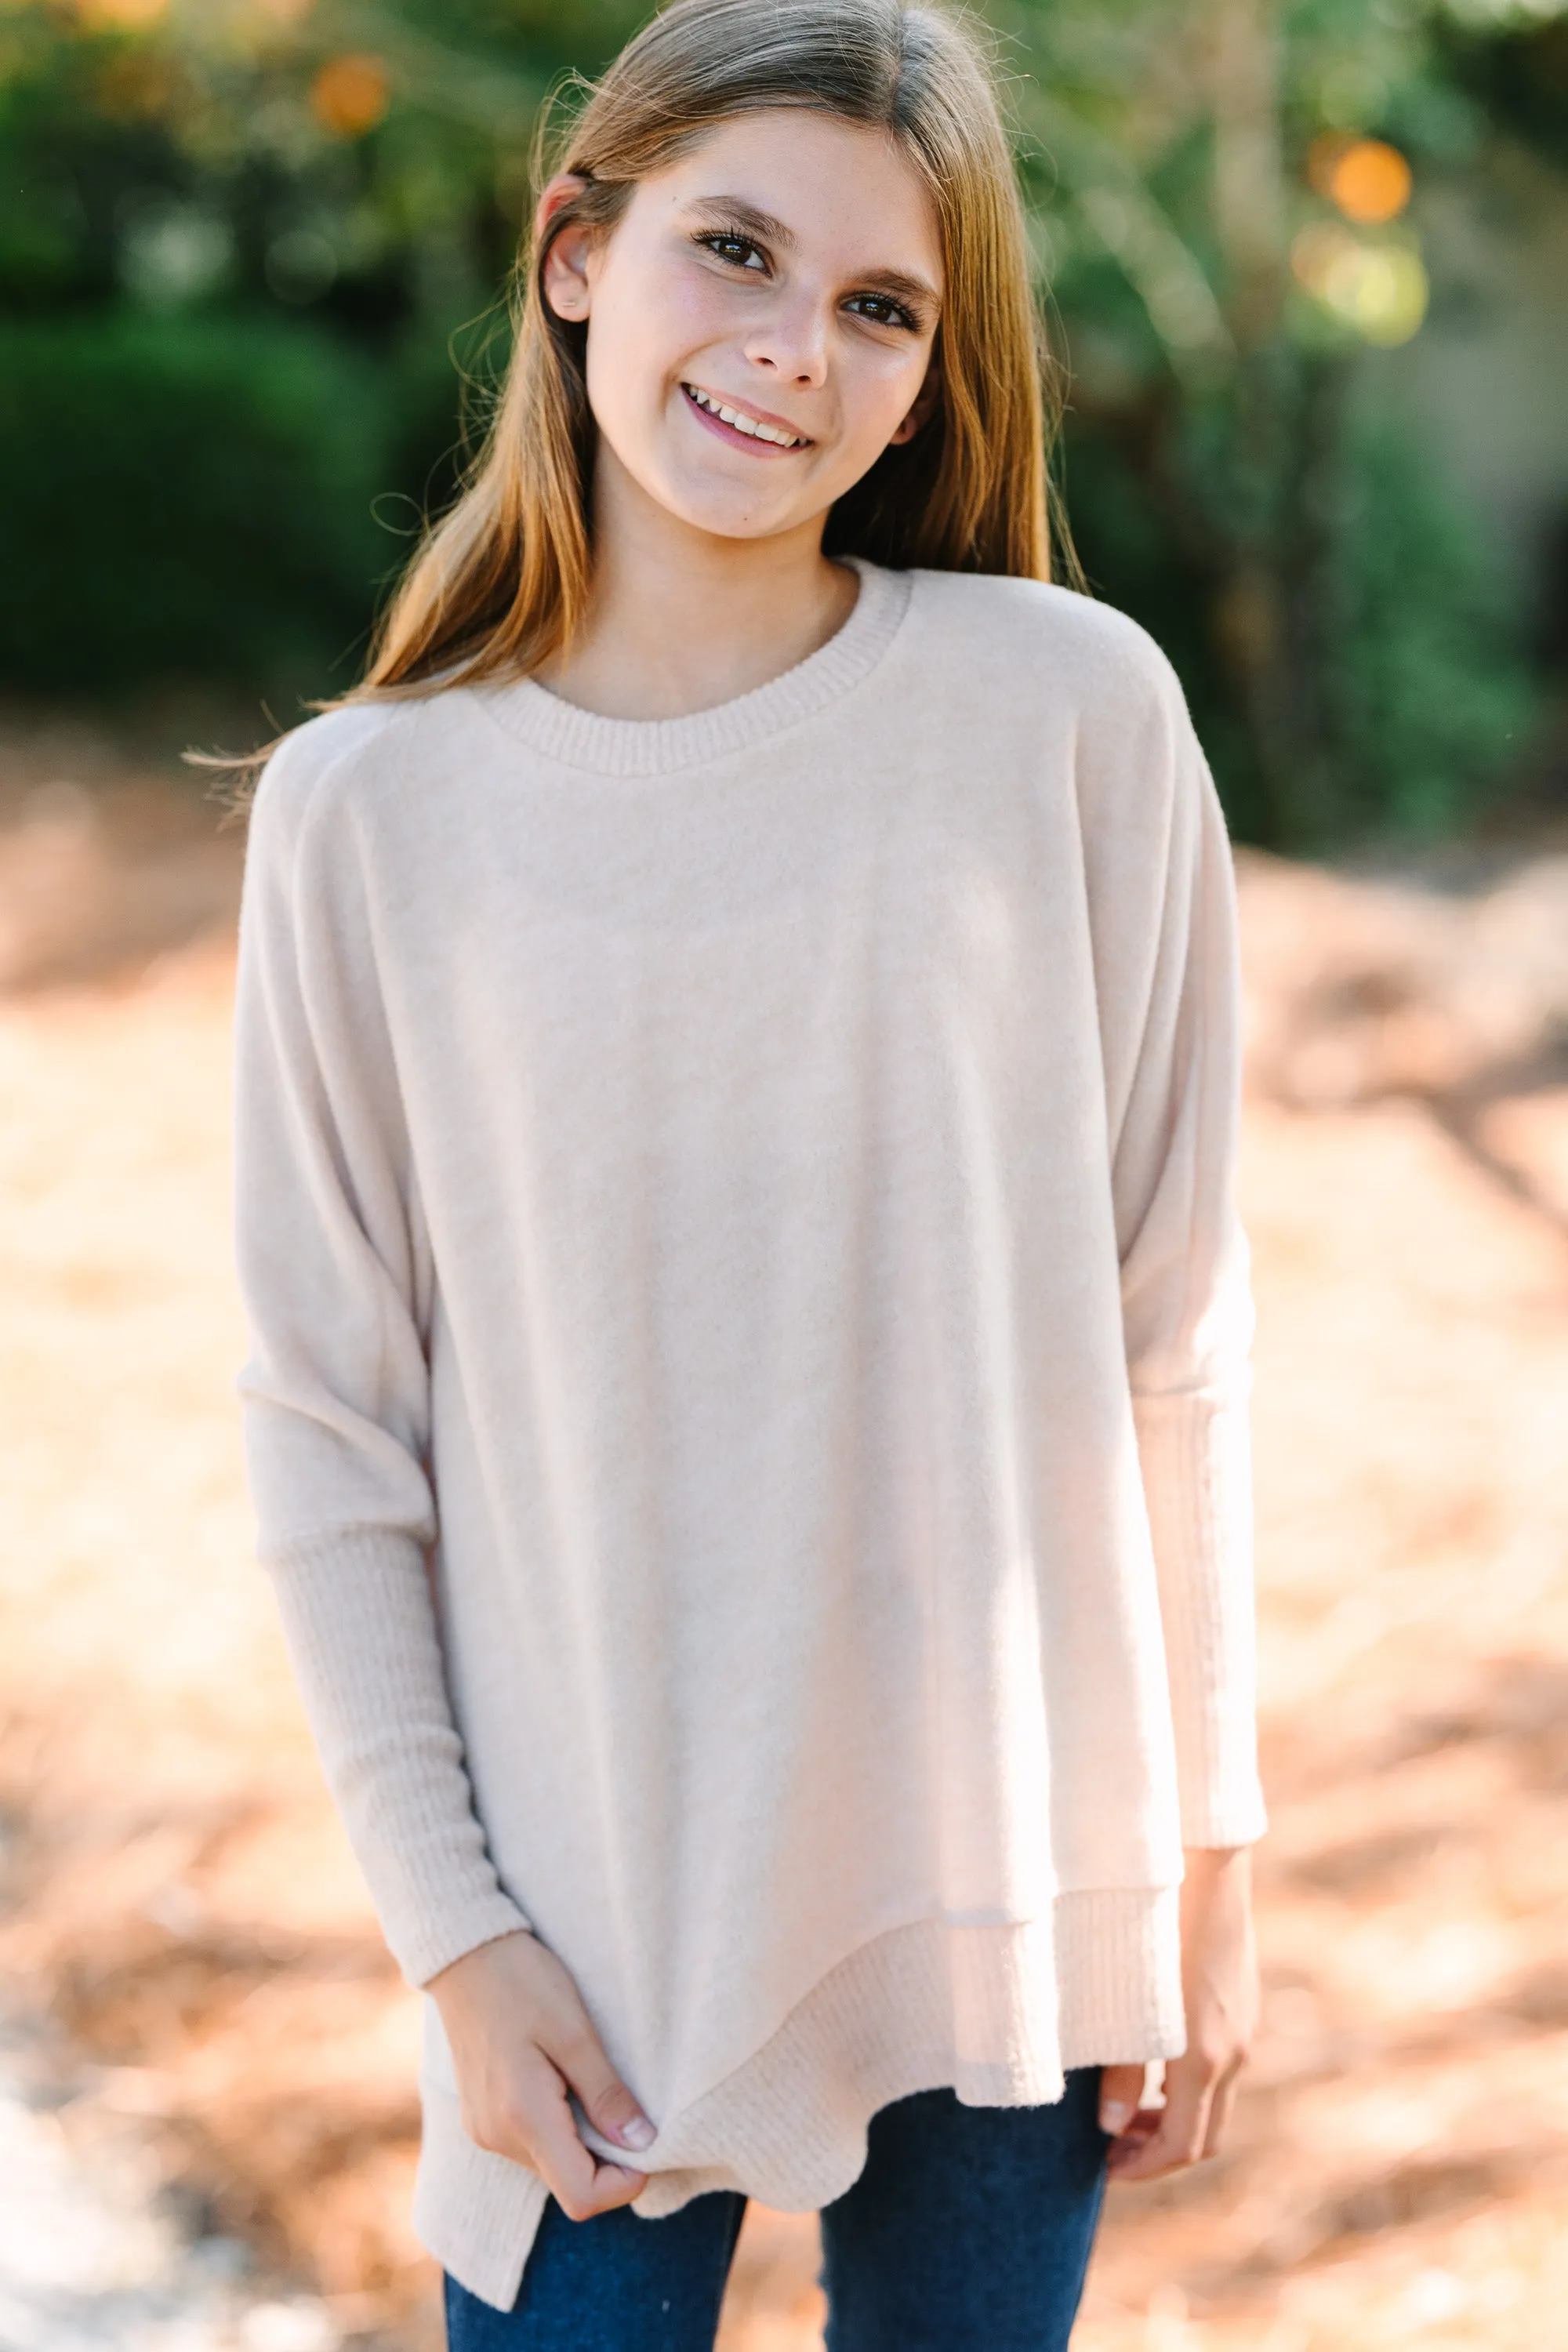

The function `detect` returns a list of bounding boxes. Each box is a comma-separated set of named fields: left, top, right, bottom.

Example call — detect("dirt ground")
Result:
left=1, top=706, right=1566, bottom=2351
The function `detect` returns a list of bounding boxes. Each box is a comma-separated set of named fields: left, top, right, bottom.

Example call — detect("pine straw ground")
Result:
left=1, top=711, right=1566, bottom=2352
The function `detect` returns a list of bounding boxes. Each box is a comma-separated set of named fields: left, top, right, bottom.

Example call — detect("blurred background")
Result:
left=1, top=0, right=1566, bottom=2347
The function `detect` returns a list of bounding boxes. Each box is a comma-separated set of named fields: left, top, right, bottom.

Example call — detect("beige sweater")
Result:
left=233, top=557, right=1266, bottom=2310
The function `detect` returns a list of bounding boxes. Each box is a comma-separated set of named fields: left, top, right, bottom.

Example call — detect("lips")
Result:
left=681, top=382, right=810, bottom=451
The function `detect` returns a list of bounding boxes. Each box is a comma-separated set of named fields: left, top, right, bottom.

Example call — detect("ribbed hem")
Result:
left=263, top=1526, right=534, bottom=1987
left=1131, top=1388, right=1269, bottom=1849
left=463, top=557, right=913, bottom=777
left=415, top=1886, right=1182, bottom=2312
left=415, top=2083, right=551, bottom=2313
left=1054, top=1886, right=1186, bottom=2057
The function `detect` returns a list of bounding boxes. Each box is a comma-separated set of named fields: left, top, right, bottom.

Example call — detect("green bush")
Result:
left=1328, top=407, right=1535, bottom=843
left=0, top=312, right=401, bottom=704
left=1061, top=382, right=1535, bottom=852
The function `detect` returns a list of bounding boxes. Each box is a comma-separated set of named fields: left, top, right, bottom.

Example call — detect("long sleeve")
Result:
left=232, top=715, right=532, bottom=1986
left=1091, top=660, right=1268, bottom=1851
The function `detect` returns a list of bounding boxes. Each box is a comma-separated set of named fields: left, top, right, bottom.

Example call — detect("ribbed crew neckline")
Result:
left=466, top=555, right=912, bottom=779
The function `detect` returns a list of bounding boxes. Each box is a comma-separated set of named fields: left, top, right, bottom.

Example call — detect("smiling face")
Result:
left=539, top=109, right=945, bottom=547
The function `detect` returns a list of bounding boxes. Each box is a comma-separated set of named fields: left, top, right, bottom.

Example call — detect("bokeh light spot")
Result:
left=1311, top=134, right=1414, bottom=226
left=310, top=53, right=390, bottom=140
left=1291, top=221, right=1428, bottom=345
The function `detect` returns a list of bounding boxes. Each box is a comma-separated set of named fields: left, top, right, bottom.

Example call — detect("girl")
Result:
left=231, top=2, right=1266, bottom=2344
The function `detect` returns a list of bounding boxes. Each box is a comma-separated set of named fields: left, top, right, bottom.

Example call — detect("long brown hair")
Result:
left=212, top=0, right=1071, bottom=766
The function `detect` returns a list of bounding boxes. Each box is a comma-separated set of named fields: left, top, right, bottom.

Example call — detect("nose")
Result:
left=742, top=287, right=829, bottom=389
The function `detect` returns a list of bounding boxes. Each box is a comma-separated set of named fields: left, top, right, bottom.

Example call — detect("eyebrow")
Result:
left=685, top=194, right=942, bottom=314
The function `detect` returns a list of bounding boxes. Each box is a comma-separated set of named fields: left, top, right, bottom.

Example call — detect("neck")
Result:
left=535, top=444, right=858, bottom=722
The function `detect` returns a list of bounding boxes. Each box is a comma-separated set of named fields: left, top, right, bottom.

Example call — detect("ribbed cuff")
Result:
left=1132, top=1386, right=1269, bottom=1849
left=263, top=1525, right=534, bottom=1987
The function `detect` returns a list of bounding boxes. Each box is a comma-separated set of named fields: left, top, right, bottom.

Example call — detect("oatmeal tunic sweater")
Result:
left=233, top=558, right=1266, bottom=2311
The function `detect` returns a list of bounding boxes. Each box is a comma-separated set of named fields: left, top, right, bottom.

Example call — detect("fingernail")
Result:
left=1101, top=2101, right=1133, bottom=2135
left=619, top=2115, right=655, bottom=2151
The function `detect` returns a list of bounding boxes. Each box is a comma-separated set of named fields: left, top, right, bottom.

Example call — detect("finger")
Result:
left=467, top=2050, right=647, bottom=2221
left=524, top=2071, right=648, bottom=2221
left=569, top=2156, right=649, bottom=2220
left=1201, top=2060, right=1243, bottom=2158
left=1161, top=2051, right=1218, bottom=2162
left=1103, top=2104, right=1165, bottom=2177
left=1109, top=2058, right=1214, bottom=2181
left=550, top=2022, right=657, bottom=2155
left=1098, top=2063, right=1146, bottom=2139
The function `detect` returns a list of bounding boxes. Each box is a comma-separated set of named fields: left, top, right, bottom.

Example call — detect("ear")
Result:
left=536, top=172, right=596, bottom=323
left=887, top=352, right=942, bottom=448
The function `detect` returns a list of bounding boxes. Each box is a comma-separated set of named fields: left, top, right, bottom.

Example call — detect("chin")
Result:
left=704, top=513, right=804, bottom=543
left=665, top=490, right=805, bottom=543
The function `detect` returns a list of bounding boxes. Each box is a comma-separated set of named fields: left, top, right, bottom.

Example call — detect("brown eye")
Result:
left=844, top=292, right=918, bottom=331
left=697, top=232, right=768, bottom=273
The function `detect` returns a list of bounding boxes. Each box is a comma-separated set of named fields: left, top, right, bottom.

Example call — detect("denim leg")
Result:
left=444, top=2189, right=748, bottom=2352
left=819, top=2069, right=1110, bottom=2352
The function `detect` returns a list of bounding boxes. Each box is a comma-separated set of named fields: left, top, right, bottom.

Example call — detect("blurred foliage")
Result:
left=0, top=0, right=1562, bottom=846
left=0, top=311, right=395, bottom=696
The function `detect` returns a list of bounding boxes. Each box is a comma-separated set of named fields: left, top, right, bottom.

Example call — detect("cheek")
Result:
left=587, top=258, right=735, bottom=419
left=838, top=343, right=931, bottom=446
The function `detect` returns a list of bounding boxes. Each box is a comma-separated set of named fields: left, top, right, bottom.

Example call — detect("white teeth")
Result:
left=686, top=385, right=802, bottom=448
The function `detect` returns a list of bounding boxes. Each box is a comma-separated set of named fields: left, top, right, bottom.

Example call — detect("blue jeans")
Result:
left=445, top=2069, right=1109, bottom=2350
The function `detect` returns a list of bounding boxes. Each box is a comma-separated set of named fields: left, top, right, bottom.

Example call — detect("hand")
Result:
left=1098, top=1846, right=1257, bottom=2182
left=428, top=1929, right=656, bottom=2220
